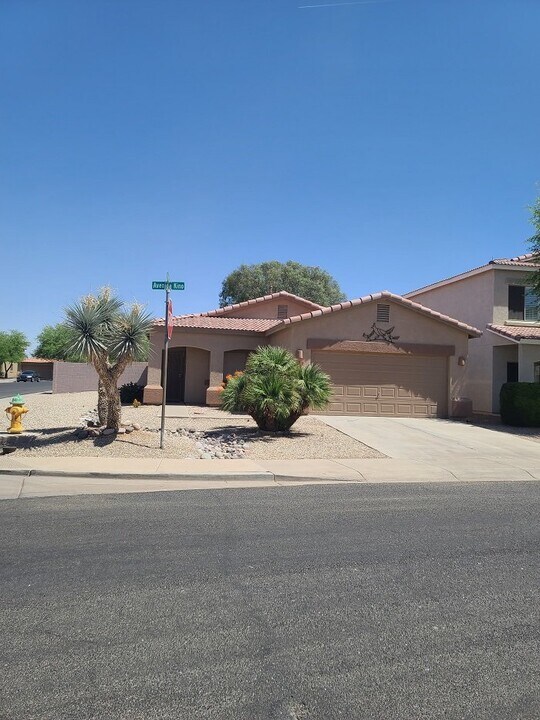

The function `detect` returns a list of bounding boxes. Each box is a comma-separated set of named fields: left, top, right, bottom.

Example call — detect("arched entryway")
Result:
left=164, top=346, right=211, bottom=404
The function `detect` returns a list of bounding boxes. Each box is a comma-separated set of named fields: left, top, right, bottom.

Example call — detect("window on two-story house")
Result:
left=508, top=286, right=540, bottom=321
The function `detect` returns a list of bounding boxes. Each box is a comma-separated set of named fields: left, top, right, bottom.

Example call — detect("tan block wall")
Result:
left=53, top=362, right=148, bottom=394
left=21, top=361, right=54, bottom=380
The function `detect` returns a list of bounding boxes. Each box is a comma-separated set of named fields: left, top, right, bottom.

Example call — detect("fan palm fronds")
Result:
left=221, top=346, right=331, bottom=431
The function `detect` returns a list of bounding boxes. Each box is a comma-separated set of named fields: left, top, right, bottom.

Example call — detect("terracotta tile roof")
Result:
left=489, top=253, right=540, bottom=267
left=487, top=324, right=540, bottom=341
left=154, top=316, right=281, bottom=333
left=153, top=291, right=482, bottom=338
left=200, top=291, right=323, bottom=317
left=268, top=291, right=482, bottom=338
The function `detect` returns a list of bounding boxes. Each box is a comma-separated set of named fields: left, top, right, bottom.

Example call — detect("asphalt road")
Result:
left=1, top=483, right=540, bottom=719
left=0, top=379, right=52, bottom=402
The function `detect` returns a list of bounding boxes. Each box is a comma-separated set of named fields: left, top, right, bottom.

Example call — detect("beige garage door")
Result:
left=312, top=351, right=448, bottom=417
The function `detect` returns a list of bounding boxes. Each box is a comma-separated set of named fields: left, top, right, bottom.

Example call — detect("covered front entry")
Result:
left=312, top=351, right=448, bottom=417
left=165, top=347, right=186, bottom=402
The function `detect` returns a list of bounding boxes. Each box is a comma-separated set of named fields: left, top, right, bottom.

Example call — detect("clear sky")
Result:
left=1, top=0, right=539, bottom=351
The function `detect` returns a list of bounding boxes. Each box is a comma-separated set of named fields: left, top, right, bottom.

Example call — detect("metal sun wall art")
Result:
left=362, top=323, right=400, bottom=343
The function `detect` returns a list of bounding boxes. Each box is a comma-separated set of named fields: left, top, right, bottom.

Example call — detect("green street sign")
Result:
left=152, top=281, right=185, bottom=290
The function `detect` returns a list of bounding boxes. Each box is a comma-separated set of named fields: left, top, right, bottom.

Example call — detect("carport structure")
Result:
left=144, top=290, right=481, bottom=418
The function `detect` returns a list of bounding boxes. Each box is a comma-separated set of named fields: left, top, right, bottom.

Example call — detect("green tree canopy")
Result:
left=0, top=330, right=29, bottom=377
left=34, top=323, right=82, bottom=362
left=219, top=261, right=347, bottom=308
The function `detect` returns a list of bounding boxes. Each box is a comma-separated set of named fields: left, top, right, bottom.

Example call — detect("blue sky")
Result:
left=1, top=0, right=539, bottom=350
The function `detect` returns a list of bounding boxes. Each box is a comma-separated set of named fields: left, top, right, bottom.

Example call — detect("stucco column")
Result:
left=206, top=349, right=225, bottom=406
left=518, top=342, right=534, bottom=382
left=143, top=339, right=164, bottom=405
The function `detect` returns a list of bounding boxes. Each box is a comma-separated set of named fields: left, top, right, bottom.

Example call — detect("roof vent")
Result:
left=277, top=304, right=288, bottom=319
left=376, top=303, right=390, bottom=323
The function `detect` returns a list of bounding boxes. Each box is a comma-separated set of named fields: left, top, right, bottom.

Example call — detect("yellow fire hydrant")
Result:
left=5, top=394, right=28, bottom=434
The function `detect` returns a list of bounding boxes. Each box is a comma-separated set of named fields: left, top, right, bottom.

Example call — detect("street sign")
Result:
left=152, top=281, right=185, bottom=290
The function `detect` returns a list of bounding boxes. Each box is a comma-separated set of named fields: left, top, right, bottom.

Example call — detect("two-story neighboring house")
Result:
left=405, top=253, right=540, bottom=415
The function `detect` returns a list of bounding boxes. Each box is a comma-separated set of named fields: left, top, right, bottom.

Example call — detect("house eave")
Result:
left=405, top=263, right=538, bottom=299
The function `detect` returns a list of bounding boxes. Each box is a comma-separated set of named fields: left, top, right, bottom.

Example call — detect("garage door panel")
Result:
left=397, top=404, right=413, bottom=414
left=397, top=388, right=413, bottom=398
left=312, top=351, right=448, bottom=418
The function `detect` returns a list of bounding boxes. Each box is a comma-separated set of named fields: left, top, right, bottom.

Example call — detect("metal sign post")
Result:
left=152, top=275, right=185, bottom=449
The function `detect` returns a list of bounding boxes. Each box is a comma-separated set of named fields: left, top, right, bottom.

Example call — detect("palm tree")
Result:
left=220, top=345, right=331, bottom=431
left=65, top=288, right=153, bottom=431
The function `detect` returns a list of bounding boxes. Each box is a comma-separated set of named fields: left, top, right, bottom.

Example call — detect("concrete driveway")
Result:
left=319, top=416, right=540, bottom=479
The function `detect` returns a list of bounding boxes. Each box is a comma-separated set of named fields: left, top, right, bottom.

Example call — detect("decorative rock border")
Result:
left=77, top=409, right=246, bottom=458
left=77, top=410, right=140, bottom=438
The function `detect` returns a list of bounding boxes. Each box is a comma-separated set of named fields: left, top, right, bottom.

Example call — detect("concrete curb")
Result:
left=0, top=467, right=274, bottom=482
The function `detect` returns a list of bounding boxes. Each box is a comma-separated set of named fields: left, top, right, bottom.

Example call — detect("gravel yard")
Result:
left=0, top=390, right=383, bottom=460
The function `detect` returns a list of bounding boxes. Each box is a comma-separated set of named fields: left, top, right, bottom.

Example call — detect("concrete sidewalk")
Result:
left=1, top=453, right=539, bottom=500
left=3, top=415, right=540, bottom=500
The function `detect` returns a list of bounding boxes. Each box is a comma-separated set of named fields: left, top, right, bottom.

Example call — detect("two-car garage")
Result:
left=267, top=292, right=483, bottom=419
left=311, top=350, right=449, bottom=418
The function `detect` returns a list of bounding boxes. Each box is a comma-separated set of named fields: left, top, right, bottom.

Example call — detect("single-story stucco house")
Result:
left=143, top=291, right=482, bottom=418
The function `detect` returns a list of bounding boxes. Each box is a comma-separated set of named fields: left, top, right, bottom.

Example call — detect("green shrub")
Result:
left=220, top=345, right=331, bottom=432
left=119, top=382, right=144, bottom=405
left=500, top=382, right=540, bottom=426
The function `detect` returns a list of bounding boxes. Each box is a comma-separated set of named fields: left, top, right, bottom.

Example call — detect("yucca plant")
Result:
left=65, top=288, right=152, bottom=430
left=221, top=345, right=331, bottom=431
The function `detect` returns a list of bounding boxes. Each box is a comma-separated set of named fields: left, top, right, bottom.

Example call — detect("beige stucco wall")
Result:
left=269, top=299, right=473, bottom=414
left=518, top=344, right=540, bottom=382
left=410, top=272, right=494, bottom=413
left=223, top=350, right=251, bottom=377
left=410, top=268, right=540, bottom=413
left=184, top=348, right=210, bottom=404
left=222, top=298, right=317, bottom=319
left=409, top=271, right=495, bottom=327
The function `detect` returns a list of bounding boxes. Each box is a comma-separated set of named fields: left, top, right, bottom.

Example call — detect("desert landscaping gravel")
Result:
left=0, top=390, right=384, bottom=460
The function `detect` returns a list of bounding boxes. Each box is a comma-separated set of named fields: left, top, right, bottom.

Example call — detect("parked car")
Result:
left=17, top=371, right=40, bottom=382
